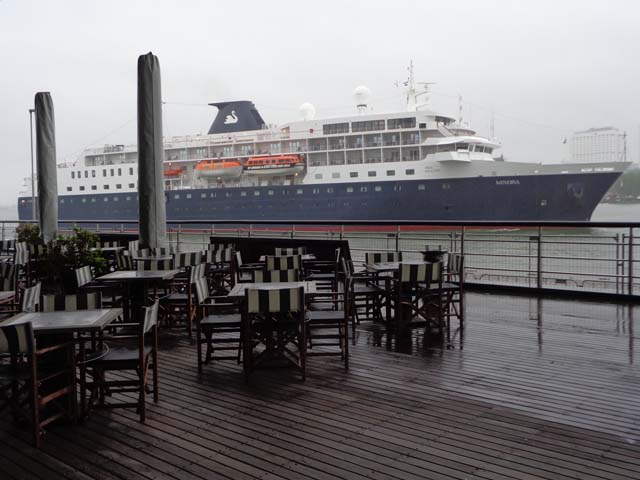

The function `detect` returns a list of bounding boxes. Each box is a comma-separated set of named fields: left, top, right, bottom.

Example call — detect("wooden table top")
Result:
left=365, top=260, right=432, bottom=273
left=132, top=255, right=174, bottom=262
left=258, top=254, right=316, bottom=262
left=1, top=308, right=123, bottom=334
left=96, top=270, right=180, bottom=282
left=228, top=281, right=317, bottom=298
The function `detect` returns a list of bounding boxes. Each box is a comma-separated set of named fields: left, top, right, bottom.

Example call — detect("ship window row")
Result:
left=313, top=168, right=415, bottom=180
left=72, top=167, right=136, bottom=179
left=66, top=183, right=136, bottom=192
left=323, top=118, right=416, bottom=135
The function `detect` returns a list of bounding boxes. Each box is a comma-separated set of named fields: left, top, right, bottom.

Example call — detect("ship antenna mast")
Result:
left=401, top=61, right=435, bottom=112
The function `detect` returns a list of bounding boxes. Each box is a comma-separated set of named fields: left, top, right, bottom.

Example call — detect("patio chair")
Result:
left=234, top=251, right=263, bottom=283
left=274, top=246, right=306, bottom=256
left=136, top=259, right=174, bottom=271
left=194, top=277, right=242, bottom=372
left=163, top=263, right=207, bottom=336
left=40, top=292, right=103, bottom=312
left=391, top=262, right=445, bottom=336
left=343, top=258, right=385, bottom=327
left=365, top=251, right=403, bottom=265
left=243, top=286, right=308, bottom=382
left=251, top=269, right=300, bottom=283
left=441, top=253, right=464, bottom=330
left=0, top=321, right=77, bottom=447
left=306, top=247, right=341, bottom=293
left=305, top=266, right=350, bottom=370
left=204, top=247, right=234, bottom=293
left=208, top=242, right=235, bottom=252
left=264, top=255, right=302, bottom=272
left=86, top=299, right=159, bottom=422
left=115, top=253, right=134, bottom=270
left=75, top=265, right=121, bottom=307
left=0, top=263, right=17, bottom=313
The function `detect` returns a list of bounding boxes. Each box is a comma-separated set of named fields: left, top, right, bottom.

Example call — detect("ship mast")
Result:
left=403, top=61, right=435, bottom=112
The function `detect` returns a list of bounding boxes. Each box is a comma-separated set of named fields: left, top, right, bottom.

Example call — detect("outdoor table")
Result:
left=96, top=270, right=179, bottom=322
left=91, top=246, right=125, bottom=253
left=132, top=255, right=174, bottom=262
left=258, top=254, right=316, bottom=262
left=1, top=308, right=123, bottom=419
left=0, top=290, right=15, bottom=304
left=228, top=281, right=317, bottom=299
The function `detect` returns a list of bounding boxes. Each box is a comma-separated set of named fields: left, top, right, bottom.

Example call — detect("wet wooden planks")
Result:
left=1, top=291, right=639, bottom=479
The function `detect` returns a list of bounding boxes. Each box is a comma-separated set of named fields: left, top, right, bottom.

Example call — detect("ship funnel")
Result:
left=207, top=100, right=266, bottom=134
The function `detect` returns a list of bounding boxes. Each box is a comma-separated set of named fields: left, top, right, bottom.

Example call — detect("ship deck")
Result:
left=1, top=290, right=639, bottom=480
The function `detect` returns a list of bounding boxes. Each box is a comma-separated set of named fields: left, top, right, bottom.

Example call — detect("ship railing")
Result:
left=3, top=219, right=639, bottom=299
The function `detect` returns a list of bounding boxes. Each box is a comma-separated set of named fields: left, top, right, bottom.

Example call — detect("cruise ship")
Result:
left=17, top=68, right=629, bottom=222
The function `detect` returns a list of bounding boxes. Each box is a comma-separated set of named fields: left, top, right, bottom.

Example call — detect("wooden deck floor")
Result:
left=1, top=291, right=639, bottom=480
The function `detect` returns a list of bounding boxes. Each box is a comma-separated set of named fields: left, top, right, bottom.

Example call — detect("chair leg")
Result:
left=139, top=369, right=146, bottom=422
left=196, top=322, right=203, bottom=373
left=152, top=351, right=159, bottom=403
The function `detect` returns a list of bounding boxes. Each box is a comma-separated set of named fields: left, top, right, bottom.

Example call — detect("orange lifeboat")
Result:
left=163, top=167, right=184, bottom=178
left=195, top=159, right=243, bottom=179
left=244, top=155, right=305, bottom=176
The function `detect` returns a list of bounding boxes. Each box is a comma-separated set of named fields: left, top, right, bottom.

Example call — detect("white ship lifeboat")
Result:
left=195, top=160, right=243, bottom=179
left=244, top=155, right=305, bottom=176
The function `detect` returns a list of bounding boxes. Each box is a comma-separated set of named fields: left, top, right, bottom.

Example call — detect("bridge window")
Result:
left=71, top=172, right=75, bottom=179
left=103, top=185, right=109, bottom=190
left=66, top=187, right=72, bottom=192
left=91, top=185, right=97, bottom=190
left=92, top=170, right=96, bottom=177
left=103, top=169, right=107, bottom=177
left=350, top=172, right=358, bottom=178
left=332, top=172, right=340, bottom=179
left=116, top=184, right=122, bottom=189
left=110, top=169, right=114, bottom=176
left=387, top=117, right=416, bottom=130
left=323, top=123, right=349, bottom=135
left=79, top=186, right=85, bottom=191
left=352, top=120, right=385, bottom=133
left=128, top=183, right=135, bottom=188
left=405, top=169, right=415, bottom=175
left=118, top=168, right=122, bottom=176
left=368, top=171, right=376, bottom=177
left=386, top=170, right=395, bottom=176
left=315, top=173, right=323, bottom=179
left=84, top=171, right=88, bottom=178
left=129, top=167, right=134, bottom=175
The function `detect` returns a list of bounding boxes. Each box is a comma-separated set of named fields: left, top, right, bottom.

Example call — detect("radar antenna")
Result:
left=399, top=61, right=435, bottom=112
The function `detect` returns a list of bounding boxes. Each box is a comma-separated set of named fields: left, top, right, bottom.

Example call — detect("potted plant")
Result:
left=39, top=227, right=107, bottom=294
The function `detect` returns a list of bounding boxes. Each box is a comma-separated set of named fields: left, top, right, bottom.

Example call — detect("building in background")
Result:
left=570, top=127, right=627, bottom=163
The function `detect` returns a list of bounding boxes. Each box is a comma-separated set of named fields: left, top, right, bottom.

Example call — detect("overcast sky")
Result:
left=1, top=0, right=638, bottom=205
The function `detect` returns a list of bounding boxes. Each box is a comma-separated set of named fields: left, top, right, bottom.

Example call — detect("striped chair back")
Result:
left=365, top=251, right=402, bottom=265
left=274, top=247, right=306, bottom=256
left=151, top=247, right=173, bottom=256
left=204, top=247, right=233, bottom=264
left=75, top=265, right=94, bottom=288
left=208, top=242, right=235, bottom=252
left=128, top=240, right=140, bottom=253
left=137, top=259, right=174, bottom=271
left=134, top=249, right=151, bottom=258
left=246, top=286, right=304, bottom=313
left=0, top=263, right=16, bottom=292
left=193, top=277, right=210, bottom=304
left=398, top=262, right=442, bottom=285
left=15, top=242, right=29, bottom=265
left=174, top=251, right=203, bottom=268
left=252, top=269, right=300, bottom=283
left=447, top=253, right=463, bottom=276
left=189, top=263, right=207, bottom=283
left=0, top=322, right=34, bottom=355
left=40, top=292, right=102, bottom=312
left=0, top=239, right=16, bottom=253
left=143, top=300, right=159, bottom=334
left=265, top=255, right=302, bottom=272
left=21, top=283, right=41, bottom=313
left=98, top=241, right=120, bottom=248
left=116, top=253, right=134, bottom=270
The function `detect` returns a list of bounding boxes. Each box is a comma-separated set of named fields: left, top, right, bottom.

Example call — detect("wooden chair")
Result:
left=0, top=263, right=17, bottom=313
left=115, top=253, right=134, bottom=270
left=96, top=241, right=120, bottom=248
left=243, top=286, right=307, bottom=382
left=274, top=247, right=306, bottom=256
left=204, top=247, right=234, bottom=293
left=391, top=262, right=445, bottom=336
left=86, top=300, right=159, bottom=422
left=0, top=321, right=77, bottom=447
left=194, top=277, right=242, bottom=372
left=343, top=259, right=385, bottom=328
left=305, top=269, right=350, bottom=370
left=208, top=242, right=235, bottom=252
left=163, top=263, right=206, bottom=336
left=127, top=240, right=140, bottom=254
left=21, top=282, right=41, bottom=313
left=441, top=253, right=464, bottom=331
left=264, top=255, right=302, bottom=272
left=75, top=265, right=121, bottom=307
left=365, top=251, right=402, bottom=265
left=151, top=247, right=173, bottom=256
left=234, top=251, right=263, bottom=283
left=306, top=247, right=341, bottom=293
left=251, top=269, right=300, bottom=283
left=136, top=259, right=174, bottom=271
left=40, top=292, right=103, bottom=312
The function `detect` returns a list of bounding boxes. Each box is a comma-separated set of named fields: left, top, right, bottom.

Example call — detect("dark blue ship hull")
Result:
left=18, top=173, right=620, bottom=223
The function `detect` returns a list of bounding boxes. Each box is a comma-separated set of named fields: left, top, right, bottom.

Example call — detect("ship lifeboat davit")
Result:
left=244, top=155, right=305, bottom=176
left=195, top=160, right=243, bottom=179
left=164, top=167, right=184, bottom=178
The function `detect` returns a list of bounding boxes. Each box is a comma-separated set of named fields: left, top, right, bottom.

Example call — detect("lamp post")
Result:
left=29, top=108, right=35, bottom=220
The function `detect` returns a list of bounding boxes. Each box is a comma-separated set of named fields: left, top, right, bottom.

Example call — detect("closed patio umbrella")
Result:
left=137, top=52, right=167, bottom=249
left=34, top=92, right=58, bottom=243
